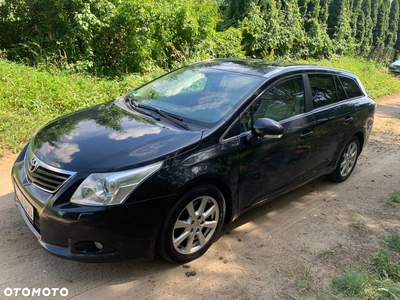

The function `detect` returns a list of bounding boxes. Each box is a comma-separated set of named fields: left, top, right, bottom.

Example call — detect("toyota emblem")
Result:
left=28, top=158, right=38, bottom=173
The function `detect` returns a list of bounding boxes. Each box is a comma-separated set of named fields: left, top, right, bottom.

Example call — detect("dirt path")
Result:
left=1, top=94, right=399, bottom=299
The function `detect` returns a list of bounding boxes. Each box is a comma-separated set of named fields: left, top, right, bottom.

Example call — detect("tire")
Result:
left=157, top=185, right=225, bottom=263
left=328, top=137, right=360, bottom=182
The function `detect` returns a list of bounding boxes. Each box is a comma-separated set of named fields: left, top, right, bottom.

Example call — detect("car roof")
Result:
left=192, top=58, right=356, bottom=79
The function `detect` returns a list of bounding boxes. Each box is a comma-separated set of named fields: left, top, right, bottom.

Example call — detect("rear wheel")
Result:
left=329, top=137, right=360, bottom=182
left=157, top=185, right=225, bottom=263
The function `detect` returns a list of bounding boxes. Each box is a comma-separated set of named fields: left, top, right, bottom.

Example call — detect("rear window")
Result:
left=338, top=76, right=364, bottom=98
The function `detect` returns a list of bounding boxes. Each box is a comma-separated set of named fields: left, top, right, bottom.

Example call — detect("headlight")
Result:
left=70, top=161, right=163, bottom=206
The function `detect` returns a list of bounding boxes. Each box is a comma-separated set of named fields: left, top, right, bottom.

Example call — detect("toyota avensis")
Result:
left=12, top=59, right=375, bottom=263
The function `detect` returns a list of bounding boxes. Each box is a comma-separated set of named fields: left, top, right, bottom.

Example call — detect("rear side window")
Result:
left=339, top=76, right=364, bottom=98
left=308, top=74, right=336, bottom=108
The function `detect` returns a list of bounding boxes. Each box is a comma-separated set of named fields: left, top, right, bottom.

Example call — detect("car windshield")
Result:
left=129, top=66, right=263, bottom=127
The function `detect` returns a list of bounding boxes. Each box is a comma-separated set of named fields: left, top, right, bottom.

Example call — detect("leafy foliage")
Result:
left=0, top=0, right=243, bottom=75
left=386, top=0, right=400, bottom=49
left=373, top=0, right=391, bottom=48
left=1, top=0, right=399, bottom=76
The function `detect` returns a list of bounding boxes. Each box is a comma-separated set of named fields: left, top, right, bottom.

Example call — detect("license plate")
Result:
left=15, top=186, right=34, bottom=222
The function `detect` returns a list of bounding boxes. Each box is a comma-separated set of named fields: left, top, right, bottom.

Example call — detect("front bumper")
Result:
left=12, top=151, right=175, bottom=263
left=14, top=200, right=120, bottom=262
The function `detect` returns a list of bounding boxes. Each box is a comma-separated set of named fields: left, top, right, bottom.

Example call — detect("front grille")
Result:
left=25, top=149, right=76, bottom=193
left=27, top=166, right=72, bottom=193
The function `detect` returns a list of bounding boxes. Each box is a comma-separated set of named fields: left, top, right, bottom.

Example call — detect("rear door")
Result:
left=304, top=73, right=356, bottom=179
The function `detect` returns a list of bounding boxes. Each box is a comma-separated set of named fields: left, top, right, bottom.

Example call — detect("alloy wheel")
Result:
left=172, top=196, right=219, bottom=255
left=339, top=141, right=358, bottom=178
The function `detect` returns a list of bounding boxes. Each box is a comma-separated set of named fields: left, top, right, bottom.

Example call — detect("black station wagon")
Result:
left=12, top=59, right=375, bottom=263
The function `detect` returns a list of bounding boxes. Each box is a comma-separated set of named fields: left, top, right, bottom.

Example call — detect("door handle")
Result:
left=344, top=116, right=353, bottom=125
left=300, top=130, right=314, bottom=140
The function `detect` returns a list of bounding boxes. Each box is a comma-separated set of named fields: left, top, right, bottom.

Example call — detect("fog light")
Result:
left=74, top=241, right=103, bottom=253
left=94, top=242, right=103, bottom=250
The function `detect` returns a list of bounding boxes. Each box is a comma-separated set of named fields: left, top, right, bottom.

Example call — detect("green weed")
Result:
left=321, top=243, right=343, bottom=256
left=374, top=250, right=400, bottom=281
left=373, top=278, right=400, bottom=300
left=383, top=233, right=400, bottom=252
left=297, top=264, right=313, bottom=293
left=351, top=212, right=364, bottom=229
left=387, top=191, right=400, bottom=207
left=331, top=270, right=369, bottom=297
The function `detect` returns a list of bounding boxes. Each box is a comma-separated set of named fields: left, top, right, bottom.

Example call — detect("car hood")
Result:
left=391, top=60, right=400, bottom=66
left=30, top=101, right=203, bottom=172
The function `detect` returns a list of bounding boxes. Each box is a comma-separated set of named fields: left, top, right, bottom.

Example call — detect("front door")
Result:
left=238, top=76, right=314, bottom=210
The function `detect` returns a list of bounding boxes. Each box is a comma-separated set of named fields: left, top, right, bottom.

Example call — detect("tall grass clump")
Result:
left=331, top=270, right=369, bottom=297
left=383, top=233, right=400, bottom=253
left=386, top=191, right=400, bottom=207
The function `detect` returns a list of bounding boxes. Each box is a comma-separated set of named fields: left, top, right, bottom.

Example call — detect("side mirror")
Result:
left=247, top=118, right=284, bottom=144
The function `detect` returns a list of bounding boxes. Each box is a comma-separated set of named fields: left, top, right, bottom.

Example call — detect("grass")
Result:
left=1, top=56, right=400, bottom=156
left=321, top=243, right=343, bottom=256
left=374, top=250, right=400, bottom=280
left=292, top=192, right=400, bottom=299
left=383, top=233, right=400, bottom=252
left=351, top=211, right=365, bottom=229
left=297, top=264, right=313, bottom=293
left=330, top=234, right=400, bottom=300
left=386, top=191, right=400, bottom=207
left=331, top=256, right=400, bottom=299
left=331, top=270, right=369, bottom=297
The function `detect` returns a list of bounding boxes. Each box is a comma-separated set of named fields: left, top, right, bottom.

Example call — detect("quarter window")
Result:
left=335, top=76, right=347, bottom=101
left=339, top=76, right=364, bottom=98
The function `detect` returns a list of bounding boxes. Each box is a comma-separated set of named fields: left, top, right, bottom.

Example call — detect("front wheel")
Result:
left=157, top=185, right=225, bottom=263
left=328, top=137, right=360, bottom=182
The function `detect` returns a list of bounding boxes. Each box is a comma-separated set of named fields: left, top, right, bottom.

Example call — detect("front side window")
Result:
left=240, top=76, right=305, bottom=132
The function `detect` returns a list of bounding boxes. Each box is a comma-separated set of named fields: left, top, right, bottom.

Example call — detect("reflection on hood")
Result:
left=109, top=126, right=162, bottom=140
left=31, top=101, right=203, bottom=172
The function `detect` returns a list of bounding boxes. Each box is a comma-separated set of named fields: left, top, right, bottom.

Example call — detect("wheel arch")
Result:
left=353, top=131, right=364, bottom=154
left=155, top=176, right=234, bottom=262
left=177, top=176, right=234, bottom=225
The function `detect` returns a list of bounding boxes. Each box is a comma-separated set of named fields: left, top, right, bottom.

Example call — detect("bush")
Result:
left=0, top=0, right=243, bottom=76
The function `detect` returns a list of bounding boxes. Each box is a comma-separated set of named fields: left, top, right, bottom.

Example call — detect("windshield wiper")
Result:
left=127, top=97, right=161, bottom=121
left=153, top=108, right=190, bottom=131
left=134, top=102, right=190, bottom=131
